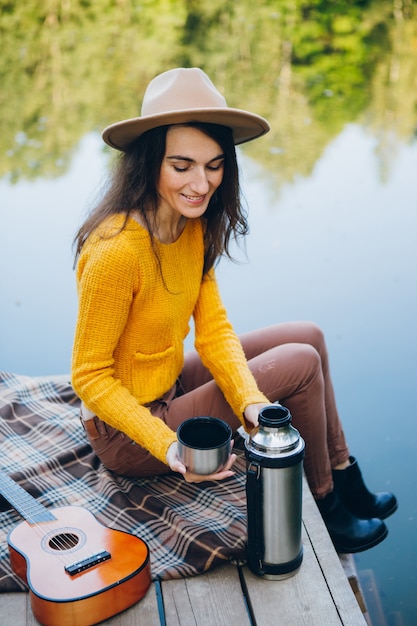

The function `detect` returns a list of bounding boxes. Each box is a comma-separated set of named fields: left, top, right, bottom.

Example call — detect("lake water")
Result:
left=1, top=125, right=417, bottom=625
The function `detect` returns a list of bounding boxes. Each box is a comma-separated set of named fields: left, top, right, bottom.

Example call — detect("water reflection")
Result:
left=2, top=125, right=417, bottom=623
left=2, top=1, right=417, bottom=186
left=1, top=134, right=105, bottom=375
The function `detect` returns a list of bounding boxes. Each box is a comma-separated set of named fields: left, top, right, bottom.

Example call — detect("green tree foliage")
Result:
left=0, top=0, right=185, bottom=181
left=1, top=0, right=416, bottom=184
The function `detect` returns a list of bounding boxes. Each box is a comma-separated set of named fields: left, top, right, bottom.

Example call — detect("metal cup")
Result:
left=177, top=416, right=232, bottom=475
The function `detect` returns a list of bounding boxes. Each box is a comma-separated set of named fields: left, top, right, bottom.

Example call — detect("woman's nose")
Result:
left=190, top=168, right=210, bottom=193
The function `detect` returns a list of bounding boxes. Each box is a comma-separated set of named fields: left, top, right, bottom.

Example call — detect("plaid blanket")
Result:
left=0, top=372, right=247, bottom=591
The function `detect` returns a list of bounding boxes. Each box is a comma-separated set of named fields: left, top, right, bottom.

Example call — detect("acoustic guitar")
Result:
left=0, top=469, right=152, bottom=626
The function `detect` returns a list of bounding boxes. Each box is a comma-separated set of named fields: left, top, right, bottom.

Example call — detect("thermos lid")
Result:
left=246, top=404, right=304, bottom=459
left=258, top=405, right=291, bottom=428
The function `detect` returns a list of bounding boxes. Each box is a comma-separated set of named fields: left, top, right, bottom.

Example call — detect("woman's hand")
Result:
left=243, top=402, right=271, bottom=430
left=166, top=441, right=237, bottom=483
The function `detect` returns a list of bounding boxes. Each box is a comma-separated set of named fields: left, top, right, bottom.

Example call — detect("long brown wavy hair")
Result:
left=73, top=122, right=249, bottom=275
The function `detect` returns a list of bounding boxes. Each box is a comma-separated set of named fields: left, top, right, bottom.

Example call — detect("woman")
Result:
left=72, top=67, right=397, bottom=553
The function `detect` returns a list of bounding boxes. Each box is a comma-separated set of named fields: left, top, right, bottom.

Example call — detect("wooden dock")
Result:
left=0, top=478, right=369, bottom=625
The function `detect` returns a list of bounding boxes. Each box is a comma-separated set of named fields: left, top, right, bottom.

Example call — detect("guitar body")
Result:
left=7, top=505, right=151, bottom=626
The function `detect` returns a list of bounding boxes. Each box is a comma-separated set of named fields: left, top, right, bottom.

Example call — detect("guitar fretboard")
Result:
left=0, top=469, right=56, bottom=524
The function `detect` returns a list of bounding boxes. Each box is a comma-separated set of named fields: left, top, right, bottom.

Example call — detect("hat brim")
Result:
left=102, top=108, right=270, bottom=151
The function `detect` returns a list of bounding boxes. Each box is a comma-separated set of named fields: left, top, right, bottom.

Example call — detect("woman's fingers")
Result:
left=183, top=453, right=237, bottom=483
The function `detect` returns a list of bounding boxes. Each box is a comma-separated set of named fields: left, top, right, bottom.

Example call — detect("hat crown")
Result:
left=102, top=67, right=270, bottom=151
left=141, top=68, right=228, bottom=117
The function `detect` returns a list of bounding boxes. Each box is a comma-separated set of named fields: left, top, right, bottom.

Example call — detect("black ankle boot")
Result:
left=316, top=489, right=388, bottom=553
left=333, top=456, right=398, bottom=520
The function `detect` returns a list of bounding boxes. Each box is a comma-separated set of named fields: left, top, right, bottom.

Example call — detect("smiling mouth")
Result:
left=182, top=194, right=206, bottom=203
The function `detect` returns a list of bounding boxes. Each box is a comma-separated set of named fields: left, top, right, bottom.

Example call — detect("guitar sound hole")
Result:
left=48, top=532, right=79, bottom=551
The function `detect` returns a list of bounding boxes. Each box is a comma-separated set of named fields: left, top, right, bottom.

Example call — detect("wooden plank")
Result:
left=26, top=594, right=38, bottom=626
left=339, top=553, right=368, bottom=616
left=162, top=564, right=251, bottom=626
left=0, top=583, right=161, bottom=626
left=300, top=478, right=367, bottom=626
left=240, top=479, right=367, bottom=626
left=0, top=592, right=28, bottom=625
left=241, top=527, right=345, bottom=625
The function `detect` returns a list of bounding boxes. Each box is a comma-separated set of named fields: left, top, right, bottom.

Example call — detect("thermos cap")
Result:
left=245, top=404, right=305, bottom=459
left=258, top=405, right=291, bottom=428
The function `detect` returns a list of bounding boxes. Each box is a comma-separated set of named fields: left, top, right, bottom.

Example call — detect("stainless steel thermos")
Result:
left=245, top=404, right=305, bottom=579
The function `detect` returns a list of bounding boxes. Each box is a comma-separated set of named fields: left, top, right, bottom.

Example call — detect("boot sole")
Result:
left=379, top=501, right=398, bottom=520
left=331, top=525, right=388, bottom=554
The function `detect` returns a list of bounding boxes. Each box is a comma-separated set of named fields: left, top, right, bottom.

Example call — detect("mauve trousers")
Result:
left=83, top=321, right=349, bottom=498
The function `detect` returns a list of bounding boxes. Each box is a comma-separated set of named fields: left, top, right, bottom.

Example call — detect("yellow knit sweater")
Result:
left=71, top=214, right=268, bottom=464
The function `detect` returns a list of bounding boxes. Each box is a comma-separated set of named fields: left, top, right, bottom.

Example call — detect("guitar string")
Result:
left=1, top=479, right=104, bottom=569
left=14, top=497, right=88, bottom=566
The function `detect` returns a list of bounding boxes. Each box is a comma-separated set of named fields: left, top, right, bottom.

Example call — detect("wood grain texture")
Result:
left=162, top=564, right=251, bottom=626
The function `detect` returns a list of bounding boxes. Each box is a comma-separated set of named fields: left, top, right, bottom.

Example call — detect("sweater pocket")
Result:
left=131, top=344, right=177, bottom=400
left=133, top=344, right=176, bottom=364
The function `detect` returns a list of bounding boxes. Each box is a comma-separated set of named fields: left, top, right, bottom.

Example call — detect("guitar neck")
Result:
left=0, top=469, right=55, bottom=524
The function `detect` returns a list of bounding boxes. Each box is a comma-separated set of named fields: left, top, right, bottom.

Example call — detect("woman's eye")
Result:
left=207, top=160, right=224, bottom=171
left=172, top=161, right=224, bottom=173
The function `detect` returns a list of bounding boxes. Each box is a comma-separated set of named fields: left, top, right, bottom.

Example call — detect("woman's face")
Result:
left=157, top=125, right=224, bottom=221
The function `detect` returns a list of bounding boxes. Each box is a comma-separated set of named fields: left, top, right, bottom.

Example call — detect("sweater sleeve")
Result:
left=193, top=269, right=269, bottom=423
left=71, top=233, right=177, bottom=464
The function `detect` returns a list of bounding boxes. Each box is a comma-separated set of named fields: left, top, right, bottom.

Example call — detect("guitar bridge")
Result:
left=65, top=550, right=111, bottom=575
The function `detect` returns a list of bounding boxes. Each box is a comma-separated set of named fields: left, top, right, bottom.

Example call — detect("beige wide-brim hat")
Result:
left=102, top=67, right=270, bottom=151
